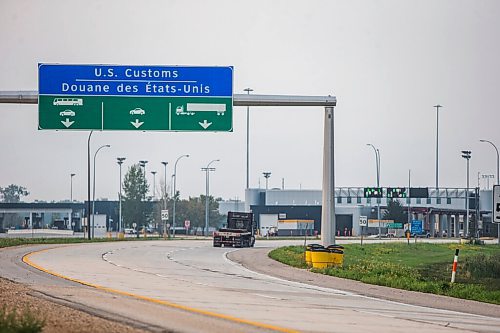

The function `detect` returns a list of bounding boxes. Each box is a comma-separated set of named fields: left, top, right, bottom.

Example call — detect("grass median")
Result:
left=0, top=236, right=173, bottom=248
left=269, top=243, right=500, bottom=304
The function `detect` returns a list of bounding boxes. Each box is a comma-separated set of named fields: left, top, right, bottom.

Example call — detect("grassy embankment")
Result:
left=0, top=236, right=171, bottom=248
left=269, top=243, right=500, bottom=304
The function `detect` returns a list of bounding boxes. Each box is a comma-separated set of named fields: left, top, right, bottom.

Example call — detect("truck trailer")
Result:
left=213, top=212, right=256, bottom=248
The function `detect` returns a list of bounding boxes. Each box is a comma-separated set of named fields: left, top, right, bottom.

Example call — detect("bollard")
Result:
left=451, top=249, right=460, bottom=283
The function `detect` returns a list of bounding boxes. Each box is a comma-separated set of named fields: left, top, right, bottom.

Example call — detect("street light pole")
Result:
left=244, top=88, right=253, bottom=190
left=479, top=139, right=499, bottom=243
left=367, top=144, right=381, bottom=238
left=202, top=159, right=219, bottom=237
left=70, top=173, right=75, bottom=202
left=139, top=160, right=148, bottom=200
left=462, top=150, right=471, bottom=238
left=117, top=157, right=126, bottom=233
left=263, top=172, right=271, bottom=190
left=92, top=144, right=110, bottom=238
left=151, top=171, right=157, bottom=199
left=172, top=154, right=189, bottom=237
left=434, top=105, right=442, bottom=190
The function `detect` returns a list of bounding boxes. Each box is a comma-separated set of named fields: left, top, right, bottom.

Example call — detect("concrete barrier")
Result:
left=7, top=229, right=74, bottom=236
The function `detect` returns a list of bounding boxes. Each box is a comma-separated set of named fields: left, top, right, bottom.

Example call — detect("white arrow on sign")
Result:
left=61, top=118, right=74, bottom=128
left=199, top=120, right=212, bottom=129
left=131, top=119, right=144, bottom=128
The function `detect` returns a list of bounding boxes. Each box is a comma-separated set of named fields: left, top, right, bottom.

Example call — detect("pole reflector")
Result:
left=451, top=249, right=460, bottom=283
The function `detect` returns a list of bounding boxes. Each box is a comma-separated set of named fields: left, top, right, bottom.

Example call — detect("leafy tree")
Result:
left=383, top=199, right=408, bottom=224
left=0, top=184, right=29, bottom=203
left=173, top=195, right=225, bottom=232
left=122, top=164, right=150, bottom=229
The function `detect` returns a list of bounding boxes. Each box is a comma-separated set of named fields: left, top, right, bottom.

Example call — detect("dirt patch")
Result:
left=0, top=277, right=149, bottom=333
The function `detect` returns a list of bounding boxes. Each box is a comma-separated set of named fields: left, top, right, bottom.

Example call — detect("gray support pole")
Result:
left=205, top=168, right=209, bottom=236
left=119, top=163, right=122, bottom=232
left=321, top=106, right=335, bottom=246
left=87, top=131, right=93, bottom=240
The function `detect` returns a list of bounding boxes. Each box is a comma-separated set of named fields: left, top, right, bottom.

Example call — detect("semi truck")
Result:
left=213, top=212, right=256, bottom=248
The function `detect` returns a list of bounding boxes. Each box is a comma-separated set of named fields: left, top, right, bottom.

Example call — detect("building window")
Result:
left=426, top=198, right=431, bottom=204
left=447, top=198, right=451, bottom=204
left=367, top=198, right=371, bottom=204
left=337, top=197, right=342, bottom=204
left=347, top=197, right=352, bottom=204
left=437, top=198, right=441, bottom=204
left=406, top=198, right=410, bottom=204
left=357, top=197, right=362, bottom=204
left=416, top=198, right=421, bottom=204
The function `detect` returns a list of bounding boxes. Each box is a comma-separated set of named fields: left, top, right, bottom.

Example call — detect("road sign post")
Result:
left=359, top=216, right=367, bottom=246
left=493, top=185, right=500, bottom=223
left=161, top=209, right=169, bottom=239
left=38, top=64, right=233, bottom=131
left=359, top=216, right=368, bottom=227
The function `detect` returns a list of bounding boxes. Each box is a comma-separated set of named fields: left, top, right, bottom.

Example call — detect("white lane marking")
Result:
left=253, top=293, right=283, bottom=300
left=222, top=250, right=355, bottom=296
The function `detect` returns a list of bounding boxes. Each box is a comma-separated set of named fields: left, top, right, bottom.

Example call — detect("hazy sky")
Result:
left=1, top=0, right=499, bottom=202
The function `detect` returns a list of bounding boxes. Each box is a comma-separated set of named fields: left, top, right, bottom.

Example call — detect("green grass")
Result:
left=269, top=243, right=500, bottom=304
left=0, top=236, right=172, bottom=248
left=0, top=307, right=44, bottom=333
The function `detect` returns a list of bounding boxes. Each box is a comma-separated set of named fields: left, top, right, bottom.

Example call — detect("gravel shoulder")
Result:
left=0, top=277, right=149, bottom=333
left=228, top=246, right=500, bottom=318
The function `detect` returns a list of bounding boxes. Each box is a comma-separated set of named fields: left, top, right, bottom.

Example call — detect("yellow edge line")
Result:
left=22, top=248, right=299, bottom=333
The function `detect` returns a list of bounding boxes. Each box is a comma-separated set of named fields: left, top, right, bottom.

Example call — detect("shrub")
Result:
left=0, top=307, right=44, bottom=333
left=462, top=252, right=500, bottom=279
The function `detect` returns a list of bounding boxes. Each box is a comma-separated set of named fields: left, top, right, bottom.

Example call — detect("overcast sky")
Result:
left=1, top=0, right=499, bottom=202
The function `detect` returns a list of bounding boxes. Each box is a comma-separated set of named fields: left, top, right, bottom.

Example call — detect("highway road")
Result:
left=1, top=239, right=499, bottom=333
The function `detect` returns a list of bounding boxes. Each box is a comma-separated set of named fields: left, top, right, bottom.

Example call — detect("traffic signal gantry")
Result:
left=364, top=187, right=429, bottom=198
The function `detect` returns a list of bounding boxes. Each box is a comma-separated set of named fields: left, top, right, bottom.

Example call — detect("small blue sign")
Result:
left=411, top=220, right=423, bottom=234
left=39, top=64, right=233, bottom=97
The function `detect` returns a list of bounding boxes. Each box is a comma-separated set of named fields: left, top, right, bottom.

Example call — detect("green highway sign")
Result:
left=386, top=223, right=404, bottom=229
left=39, top=96, right=232, bottom=131
left=38, top=64, right=233, bottom=132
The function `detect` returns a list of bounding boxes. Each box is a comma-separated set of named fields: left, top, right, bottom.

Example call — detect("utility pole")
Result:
left=434, top=105, right=442, bottom=190
left=202, top=159, right=219, bottom=237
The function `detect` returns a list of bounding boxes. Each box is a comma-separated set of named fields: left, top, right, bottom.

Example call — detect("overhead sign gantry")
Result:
left=38, top=64, right=233, bottom=131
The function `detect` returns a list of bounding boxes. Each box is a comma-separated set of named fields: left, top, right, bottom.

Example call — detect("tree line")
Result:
left=122, top=164, right=225, bottom=231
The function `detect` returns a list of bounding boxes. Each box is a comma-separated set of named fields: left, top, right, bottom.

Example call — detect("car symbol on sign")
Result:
left=59, top=109, right=76, bottom=117
left=129, top=108, right=145, bottom=115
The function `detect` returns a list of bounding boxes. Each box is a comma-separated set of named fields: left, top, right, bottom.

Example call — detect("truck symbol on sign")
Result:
left=53, top=98, right=83, bottom=106
left=176, top=103, right=226, bottom=116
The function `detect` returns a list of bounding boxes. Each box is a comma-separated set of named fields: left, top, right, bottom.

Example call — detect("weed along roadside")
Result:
left=269, top=243, right=500, bottom=305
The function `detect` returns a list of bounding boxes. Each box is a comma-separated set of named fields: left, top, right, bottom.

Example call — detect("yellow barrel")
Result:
left=311, top=248, right=332, bottom=269
left=329, top=249, right=344, bottom=266
left=305, top=244, right=323, bottom=267
left=118, top=232, right=125, bottom=240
